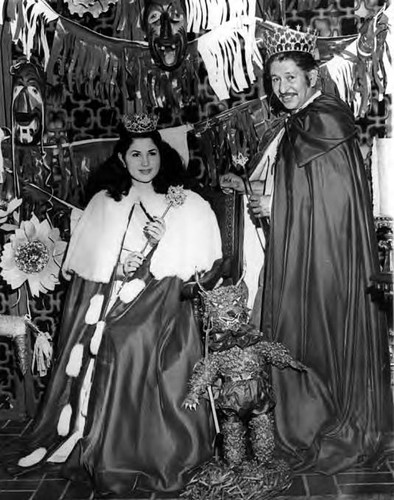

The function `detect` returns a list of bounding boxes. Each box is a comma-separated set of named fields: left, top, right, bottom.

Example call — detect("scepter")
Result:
left=232, top=152, right=269, bottom=251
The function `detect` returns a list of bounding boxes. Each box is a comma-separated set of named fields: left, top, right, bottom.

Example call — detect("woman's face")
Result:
left=123, top=137, right=161, bottom=183
left=270, top=59, right=316, bottom=111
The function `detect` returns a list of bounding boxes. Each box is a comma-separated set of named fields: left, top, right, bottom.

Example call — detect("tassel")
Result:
left=119, top=279, right=146, bottom=304
left=32, top=330, right=53, bottom=377
left=90, top=321, right=106, bottom=355
left=66, top=343, right=84, bottom=377
left=57, top=404, right=72, bottom=436
left=85, top=294, right=104, bottom=324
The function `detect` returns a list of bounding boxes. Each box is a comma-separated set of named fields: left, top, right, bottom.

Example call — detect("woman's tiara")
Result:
left=262, top=24, right=317, bottom=59
left=121, top=113, right=159, bottom=133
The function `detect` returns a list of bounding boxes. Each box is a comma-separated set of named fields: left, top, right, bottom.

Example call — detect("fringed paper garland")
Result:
left=7, top=0, right=59, bottom=67
left=185, top=0, right=256, bottom=33
left=197, top=21, right=262, bottom=100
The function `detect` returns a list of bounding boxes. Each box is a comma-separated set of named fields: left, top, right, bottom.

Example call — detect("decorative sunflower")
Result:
left=0, top=214, right=67, bottom=296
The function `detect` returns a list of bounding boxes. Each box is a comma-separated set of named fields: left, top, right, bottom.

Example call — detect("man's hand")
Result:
left=219, top=173, right=245, bottom=194
left=248, top=194, right=272, bottom=218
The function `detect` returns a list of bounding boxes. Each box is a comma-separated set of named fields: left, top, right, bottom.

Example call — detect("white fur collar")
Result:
left=62, top=188, right=222, bottom=283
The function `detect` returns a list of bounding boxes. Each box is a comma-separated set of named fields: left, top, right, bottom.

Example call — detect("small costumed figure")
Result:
left=183, top=279, right=306, bottom=467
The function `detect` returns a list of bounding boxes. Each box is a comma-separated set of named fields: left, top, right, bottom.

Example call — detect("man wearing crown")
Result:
left=220, top=25, right=393, bottom=475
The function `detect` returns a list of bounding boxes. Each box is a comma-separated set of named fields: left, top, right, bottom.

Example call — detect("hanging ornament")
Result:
left=11, top=60, right=45, bottom=146
left=141, top=0, right=188, bottom=71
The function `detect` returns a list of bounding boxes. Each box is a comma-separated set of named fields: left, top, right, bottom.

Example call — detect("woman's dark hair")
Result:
left=264, top=51, right=319, bottom=115
left=85, top=126, right=188, bottom=202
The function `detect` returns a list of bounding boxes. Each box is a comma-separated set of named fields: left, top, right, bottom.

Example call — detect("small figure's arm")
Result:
left=255, top=339, right=306, bottom=371
left=183, top=356, right=219, bottom=411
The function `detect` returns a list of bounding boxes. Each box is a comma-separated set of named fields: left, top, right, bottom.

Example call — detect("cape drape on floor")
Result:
left=261, top=93, right=393, bottom=474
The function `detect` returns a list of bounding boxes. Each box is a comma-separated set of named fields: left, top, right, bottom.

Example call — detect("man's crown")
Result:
left=262, top=24, right=317, bottom=60
left=121, top=113, right=159, bottom=134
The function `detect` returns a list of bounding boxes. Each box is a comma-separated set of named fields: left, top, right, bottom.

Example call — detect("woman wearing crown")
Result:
left=3, top=114, right=223, bottom=495
left=220, top=26, right=393, bottom=474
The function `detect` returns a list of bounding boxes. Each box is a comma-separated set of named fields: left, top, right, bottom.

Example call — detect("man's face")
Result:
left=270, top=59, right=316, bottom=111
left=143, top=0, right=188, bottom=71
left=12, top=64, right=44, bottom=145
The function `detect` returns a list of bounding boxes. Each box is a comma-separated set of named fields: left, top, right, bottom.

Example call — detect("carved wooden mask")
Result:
left=11, top=62, right=44, bottom=145
left=142, top=0, right=188, bottom=71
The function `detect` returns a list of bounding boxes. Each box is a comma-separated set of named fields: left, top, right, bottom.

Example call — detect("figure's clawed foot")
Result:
left=182, top=397, right=199, bottom=411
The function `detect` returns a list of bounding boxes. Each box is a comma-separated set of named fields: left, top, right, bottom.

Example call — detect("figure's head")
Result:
left=142, top=0, right=188, bottom=71
left=267, top=51, right=318, bottom=111
left=201, top=281, right=249, bottom=336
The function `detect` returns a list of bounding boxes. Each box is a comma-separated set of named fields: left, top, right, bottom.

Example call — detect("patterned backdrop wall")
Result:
left=0, top=0, right=390, bottom=419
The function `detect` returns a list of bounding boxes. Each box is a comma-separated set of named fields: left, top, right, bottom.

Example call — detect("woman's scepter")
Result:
left=117, top=185, right=188, bottom=297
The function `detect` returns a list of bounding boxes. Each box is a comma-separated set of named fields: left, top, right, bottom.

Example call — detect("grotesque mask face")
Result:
left=143, top=0, right=188, bottom=71
left=11, top=62, right=44, bottom=146
left=202, top=282, right=249, bottom=333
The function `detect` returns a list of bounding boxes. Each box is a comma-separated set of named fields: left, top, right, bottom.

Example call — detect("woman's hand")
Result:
left=123, top=251, right=144, bottom=276
left=219, top=173, right=245, bottom=194
left=143, top=217, right=166, bottom=246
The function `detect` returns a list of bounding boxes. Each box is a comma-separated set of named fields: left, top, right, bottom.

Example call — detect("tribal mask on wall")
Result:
left=11, top=61, right=44, bottom=146
left=142, top=0, right=188, bottom=71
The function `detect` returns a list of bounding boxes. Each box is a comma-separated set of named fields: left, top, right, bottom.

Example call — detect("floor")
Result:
left=1, top=420, right=393, bottom=500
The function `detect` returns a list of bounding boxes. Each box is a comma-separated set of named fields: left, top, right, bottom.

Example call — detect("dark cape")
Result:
left=261, top=93, right=393, bottom=474
left=3, top=274, right=214, bottom=496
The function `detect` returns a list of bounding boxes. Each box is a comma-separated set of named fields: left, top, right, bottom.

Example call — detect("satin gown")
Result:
left=4, top=272, right=213, bottom=495
left=261, top=93, right=393, bottom=474
left=3, top=190, right=219, bottom=496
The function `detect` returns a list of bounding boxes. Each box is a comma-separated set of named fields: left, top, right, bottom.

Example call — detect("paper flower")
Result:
left=142, top=185, right=187, bottom=251
left=0, top=198, right=22, bottom=231
left=232, top=153, right=248, bottom=169
left=119, top=186, right=188, bottom=301
left=165, top=185, right=187, bottom=207
left=0, top=214, right=67, bottom=296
